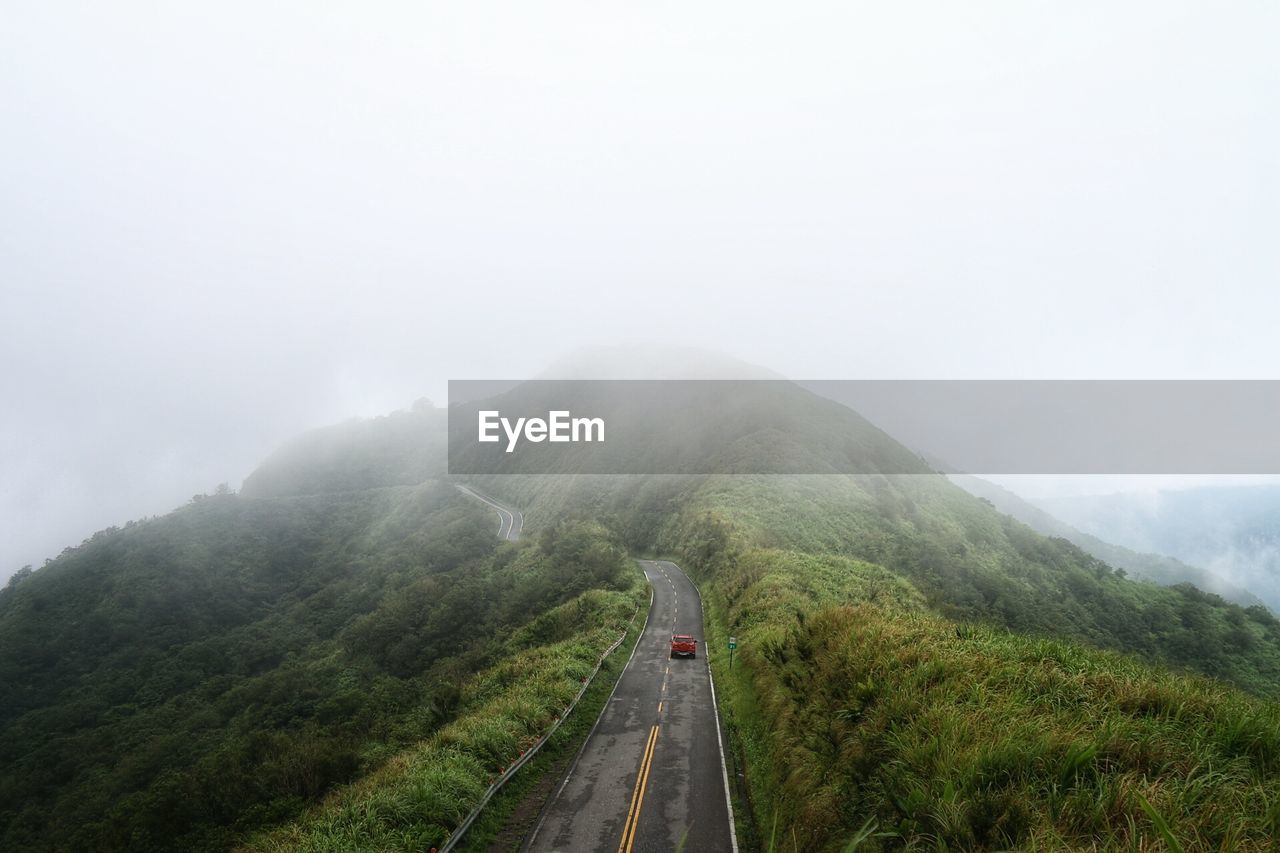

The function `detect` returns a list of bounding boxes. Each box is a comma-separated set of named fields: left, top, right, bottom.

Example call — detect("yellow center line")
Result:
left=618, top=726, right=656, bottom=849
left=618, top=724, right=660, bottom=853
left=628, top=729, right=659, bottom=853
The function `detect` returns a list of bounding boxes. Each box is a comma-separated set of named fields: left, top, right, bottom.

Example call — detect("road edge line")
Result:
left=454, top=484, right=520, bottom=540
left=693, top=564, right=741, bottom=853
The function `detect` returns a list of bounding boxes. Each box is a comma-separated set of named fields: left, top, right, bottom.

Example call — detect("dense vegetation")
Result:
left=251, top=575, right=643, bottom=850
left=1041, top=484, right=1280, bottom=613
left=242, top=381, right=1280, bottom=690
left=690, top=546, right=1280, bottom=850
left=951, top=473, right=1265, bottom=609
left=0, top=481, right=635, bottom=851
left=685, top=475, right=1280, bottom=697
left=10, top=373, right=1280, bottom=851
left=491, top=471, right=1280, bottom=699
left=464, top=374, right=1280, bottom=849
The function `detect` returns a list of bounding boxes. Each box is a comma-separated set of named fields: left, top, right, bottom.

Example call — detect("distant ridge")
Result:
left=949, top=473, right=1267, bottom=610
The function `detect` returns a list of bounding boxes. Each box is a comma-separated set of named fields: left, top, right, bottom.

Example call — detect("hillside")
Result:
left=1041, top=484, right=1280, bottom=613
left=949, top=473, right=1266, bottom=609
left=240, top=400, right=446, bottom=498
left=686, top=543, right=1280, bottom=850
left=8, top=370, right=1280, bottom=851
left=475, top=480, right=1280, bottom=845
left=0, top=477, right=638, bottom=850
left=469, top=376, right=1280, bottom=698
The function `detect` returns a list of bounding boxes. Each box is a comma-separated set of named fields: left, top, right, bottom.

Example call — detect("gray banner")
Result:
left=447, top=379, right=1280, bottom=475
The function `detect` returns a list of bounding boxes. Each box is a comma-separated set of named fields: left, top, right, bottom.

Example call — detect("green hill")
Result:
left=473, top=377, right=1280, bottom=697
left=240, top=400, right=446, bottom=498
left=1040, top=484, right=1280, bottom=613
left=465, top=377, right=1280, bottom=849
left=687, top=544, right=1280, bottom=850
left=7, top=371, right=1280, bottom=850
left=949, top=473, right=1266, bottom=609
left=0, top=479, right=638, bottom=850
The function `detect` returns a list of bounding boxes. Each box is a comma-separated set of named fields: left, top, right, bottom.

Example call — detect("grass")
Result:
left=674, top=475, right=1280, bottom=700
left=451, top=590, right=650, bottom=851
left=244, top=569, right=645, bottom=851
left=704, top=547, right=1280, bottom=851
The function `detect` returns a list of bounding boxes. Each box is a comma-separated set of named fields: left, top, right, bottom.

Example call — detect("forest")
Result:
left=0, top=483, right=635, bottom=850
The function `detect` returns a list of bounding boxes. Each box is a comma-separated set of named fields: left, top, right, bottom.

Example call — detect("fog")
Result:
left=1032, top=483, right=1280, bottom=610
left=2, top=2, right=1277, bottom=578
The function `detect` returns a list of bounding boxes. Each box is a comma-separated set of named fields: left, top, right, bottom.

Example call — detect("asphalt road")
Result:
left=524, top=559, right=737, bottom=853
left=455, top=484, right=523, bottom=540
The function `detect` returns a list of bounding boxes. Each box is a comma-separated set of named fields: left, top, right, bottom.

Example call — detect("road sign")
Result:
left=728, top=637, right=737, bottom=650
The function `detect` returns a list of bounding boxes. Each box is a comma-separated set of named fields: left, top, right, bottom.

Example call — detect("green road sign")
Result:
left=728, top=637, right=737, bottom=650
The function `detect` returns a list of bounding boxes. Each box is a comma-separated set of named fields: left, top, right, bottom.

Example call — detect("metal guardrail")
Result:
left=438, top=597, right=646, bottom=852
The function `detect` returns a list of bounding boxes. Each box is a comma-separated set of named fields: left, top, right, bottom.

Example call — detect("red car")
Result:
left=670, top=634, right=697, bottom=658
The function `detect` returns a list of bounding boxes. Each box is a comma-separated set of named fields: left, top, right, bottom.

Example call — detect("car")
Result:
left=670, top=634, right=697, bottom=658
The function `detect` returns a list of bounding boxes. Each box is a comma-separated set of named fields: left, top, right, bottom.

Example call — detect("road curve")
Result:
left=523, top=559, right=737, bottom=853
left=455, top=484, right=523, bottom=541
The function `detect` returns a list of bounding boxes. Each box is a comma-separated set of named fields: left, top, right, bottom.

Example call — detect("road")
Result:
left=523, top=559, right=737, bottom=853
left=455, top=484, right=523, bottom=540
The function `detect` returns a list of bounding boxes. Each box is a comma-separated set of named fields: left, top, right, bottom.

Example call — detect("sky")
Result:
left=2, top=2, right=1278, bottom=578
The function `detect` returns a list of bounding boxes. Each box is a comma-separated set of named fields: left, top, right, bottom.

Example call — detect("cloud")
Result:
left=3, top=1, right=1278, bottom=576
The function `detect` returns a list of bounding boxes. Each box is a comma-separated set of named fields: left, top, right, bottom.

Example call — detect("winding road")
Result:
left=455, top=484, right=523, bottom=540
left=524, top=559, right=737, bottom=853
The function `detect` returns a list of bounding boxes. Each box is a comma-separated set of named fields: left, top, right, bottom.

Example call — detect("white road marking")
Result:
left=684, top=564, right=741, bottom=853
left=455, top=485, right=521, bottom=540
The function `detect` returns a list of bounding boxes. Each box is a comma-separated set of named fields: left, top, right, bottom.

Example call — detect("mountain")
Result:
left=463, top=371, right=1280, bottom=848
left=466, top=376, right=1280, bottom=696
left=7, top=359, right=1280, bottom=851
left=1039, top=485, right=1280, bottom=612
left=0, top=444, right=639, bottom=850
left=240, top=400, right=447, bottom=498
left=948, top=473, right=1267, bottom=609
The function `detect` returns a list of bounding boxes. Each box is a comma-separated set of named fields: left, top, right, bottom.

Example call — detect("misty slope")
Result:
left=238, top=372, right=1280, bottom=693
left=687, top=543, right=1280, bottom=851
left=456, top=374, right=1280, bottom=849
left=11, top=363, right=1280, bottom=851
left=469, top=378, right=1280, bottom=697
left=241, top=400, right=446, bottom=498
left=0, top=474, right=637, bottom=850
left=1041, top=485, right=1280, bottom=613
left=949, top=473, right=1266, bottom=609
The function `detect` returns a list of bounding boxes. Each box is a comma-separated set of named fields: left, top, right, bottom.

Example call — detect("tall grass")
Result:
left=707, top=547, right=1280, bottom=851
left=245, top=579, right=643, bottom=851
